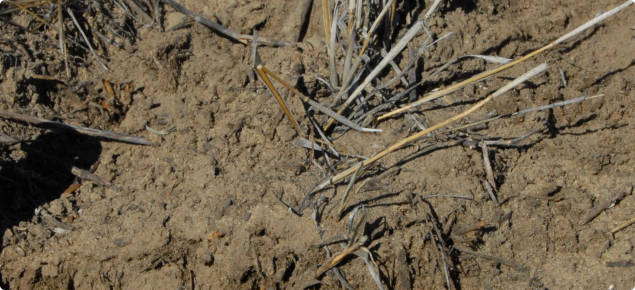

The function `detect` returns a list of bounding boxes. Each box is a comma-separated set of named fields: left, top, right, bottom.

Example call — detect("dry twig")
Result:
left=256, top=65, right=306, bottom=139
left=258, top=65, right=382, bottom=133
left=67, top=8, right=109, bottom=71
left=379, top=0, right=634, bottom=120
left=315, top=64, right=549, bottom=191
left=611, top=216, right=635, bottom=234
left=161, top=0, right=290, bottom=46
left=580, top=193, right=627, bottom=226
left=0, top=110, right=154, bottom=145
left=453, top=246, right=528, bottom=271
left=0, top=132, right=19, bottom=144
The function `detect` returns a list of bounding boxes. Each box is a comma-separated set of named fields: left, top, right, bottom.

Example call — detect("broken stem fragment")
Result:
left=256, top=65, right=307, bottom=139
left=258, top=65, right=382, bottom=133
left=315, top=64, right=549, bottom=191
left=161, top=0, right=290, bottom=46
left=0, top=110, right=154, bottom=145
left=379, top=0, right=634, bottom=120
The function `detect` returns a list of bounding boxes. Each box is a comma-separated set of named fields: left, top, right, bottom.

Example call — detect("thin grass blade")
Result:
left=325, top=19, right=424, bottom=130
left=317, top=63, right=549, bottom=190
left=338, top=163, right=363, bottom=214
left=353, top=248, right=386, bottom=290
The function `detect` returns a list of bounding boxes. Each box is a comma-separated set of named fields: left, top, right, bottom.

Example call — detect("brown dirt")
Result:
left=2, top=0, right=635, bottom=289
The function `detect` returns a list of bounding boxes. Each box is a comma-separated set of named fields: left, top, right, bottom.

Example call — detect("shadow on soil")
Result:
left=0, top=131, right=102, bottom=289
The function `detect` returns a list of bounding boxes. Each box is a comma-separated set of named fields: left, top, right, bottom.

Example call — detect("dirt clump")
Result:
left=1, top=0, right=635, bottom=289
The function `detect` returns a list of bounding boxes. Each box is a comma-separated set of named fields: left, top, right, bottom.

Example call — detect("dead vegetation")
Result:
left=1, top=0, right=635, bottom=289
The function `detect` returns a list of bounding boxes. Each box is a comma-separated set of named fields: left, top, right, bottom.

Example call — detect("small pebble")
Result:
left=114, top=237, right=132, bottom=247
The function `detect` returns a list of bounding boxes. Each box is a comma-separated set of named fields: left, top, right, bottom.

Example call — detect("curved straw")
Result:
left=379, top=0, right=634, bottom=121
left=324, top=19, right=424, bottom=130
left=315, top=63, right=549, bottom=191
left=256, top=65, right=306, bottom=139
left=260, top=66, right=382, bottom=133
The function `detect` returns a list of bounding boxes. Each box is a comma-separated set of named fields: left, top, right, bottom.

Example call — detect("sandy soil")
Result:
left=1, top=0, right=635, bottom=289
